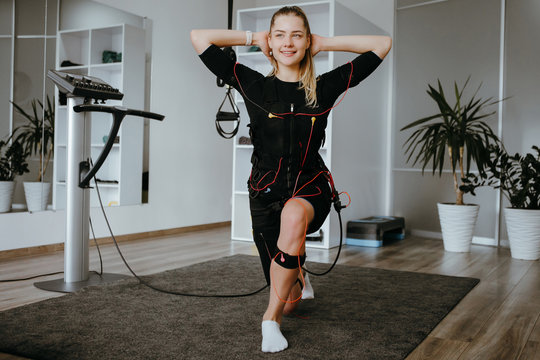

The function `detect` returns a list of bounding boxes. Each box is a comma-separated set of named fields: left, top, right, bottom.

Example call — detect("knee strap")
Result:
left=274, top=247, right=305, bottom=269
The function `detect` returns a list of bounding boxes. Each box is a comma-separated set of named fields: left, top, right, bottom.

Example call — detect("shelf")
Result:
left=89, top=62, right=122, bottom=71
left=236, top=144, right=253, bottom=149
left=91, top=25, right=123, bottom=65
left=56, top=180, right=119, bottom=188
left=57, top=65, right=88, bottom=73
left=53, top=23, right=145, bottom=210
left=94, top=182, right=120, bottom=188
left=58, top=30, right=90, bottom=66
left=56, top=144, right=120, bottom=148
left=91, top=143, right=120, bottom=148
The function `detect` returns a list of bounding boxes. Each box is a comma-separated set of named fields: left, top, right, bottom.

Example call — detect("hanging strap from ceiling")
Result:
left=215, top=0, right=240, bottom=139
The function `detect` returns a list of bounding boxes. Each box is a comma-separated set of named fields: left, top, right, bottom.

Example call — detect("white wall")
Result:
left=255, top=0, right=394, bottom=34
left=504, top=0, right=540, bottom=155
left=393, top=0, right=502, bottom=241
left=59, top=0, right=144, bottom=29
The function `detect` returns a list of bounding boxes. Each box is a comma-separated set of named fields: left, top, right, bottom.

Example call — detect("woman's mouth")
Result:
left=280, top=50, right=297, bottom=57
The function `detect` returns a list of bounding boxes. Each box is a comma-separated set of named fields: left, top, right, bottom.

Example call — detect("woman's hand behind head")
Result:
left=254, top=31, right=272, bottom=61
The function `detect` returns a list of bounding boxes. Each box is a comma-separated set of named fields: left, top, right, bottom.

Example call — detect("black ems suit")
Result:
left=199, top=45, right=382, bottom=284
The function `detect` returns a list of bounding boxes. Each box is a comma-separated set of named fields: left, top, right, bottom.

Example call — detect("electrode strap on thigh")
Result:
left=274, top=247, right=305, bottom=269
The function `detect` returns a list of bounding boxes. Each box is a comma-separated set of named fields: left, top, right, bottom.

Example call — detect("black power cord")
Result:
left=0, top=271, right=64, bottom=283
left=89, top=217, right=104, bottom=276
left=0, top=217, right=105, bottom=283
left=302, top=198, right=345, bottom=277
left=93, top=174, right=268, bottom=298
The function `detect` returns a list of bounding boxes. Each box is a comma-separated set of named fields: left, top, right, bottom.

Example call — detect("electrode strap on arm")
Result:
left=73, top=104, right=164, bottom=188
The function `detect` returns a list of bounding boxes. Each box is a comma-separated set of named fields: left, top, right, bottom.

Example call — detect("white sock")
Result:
left=261, top=320, right=288, bottom=353
left=301, top=273, right=314, bottom=300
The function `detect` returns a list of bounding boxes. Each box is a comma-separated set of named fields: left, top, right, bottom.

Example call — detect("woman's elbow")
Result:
left=190, top=30, right=200, bottom=48
left=190, top=30, right=208, bottom=54
left=375, top=36, right=392, bottom=60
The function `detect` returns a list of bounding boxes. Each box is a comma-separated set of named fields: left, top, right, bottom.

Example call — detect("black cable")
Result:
left=302, top=205, right=344, bottom=277
left=0, top=271, right=64, bottom=282
left=93, top=175, right=268, bottom=298
left=89, top=217, right=104, bottom=275
left=0, top=218, right=105, bottom=283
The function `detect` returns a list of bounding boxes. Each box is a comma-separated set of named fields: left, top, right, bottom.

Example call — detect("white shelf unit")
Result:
left=52, top=24, right=145, bottom=209
left=231, top=1, right=390, bottom=249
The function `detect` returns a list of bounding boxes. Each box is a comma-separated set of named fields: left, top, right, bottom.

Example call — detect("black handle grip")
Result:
left=73, top=105, right=164, bottom=121
left=73, top=104, right=164, bottom=188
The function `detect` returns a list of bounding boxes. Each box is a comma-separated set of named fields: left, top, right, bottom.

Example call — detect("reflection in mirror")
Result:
left=0, top=0, right=151, bottom=214
left=0, top=0, right=56, bottom=213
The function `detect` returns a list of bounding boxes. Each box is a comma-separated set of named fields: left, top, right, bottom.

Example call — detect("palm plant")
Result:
left=400, top=77, right=501, bottom=205
left=461, top=144, right=540, bottom=209
left=0, top=139, right=29, bottom=181
left=10, top=96, right=55, bottom=182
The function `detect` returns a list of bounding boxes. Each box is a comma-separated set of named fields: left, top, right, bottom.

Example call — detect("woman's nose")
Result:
left=284, top=36, right=293, bottom=46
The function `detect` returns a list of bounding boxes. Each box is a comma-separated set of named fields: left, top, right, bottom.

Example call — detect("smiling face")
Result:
left=268, top=14, right=310, bottom=70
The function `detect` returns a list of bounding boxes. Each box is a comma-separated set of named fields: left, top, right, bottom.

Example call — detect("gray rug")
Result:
left=0, top=255, right=479, bottom=360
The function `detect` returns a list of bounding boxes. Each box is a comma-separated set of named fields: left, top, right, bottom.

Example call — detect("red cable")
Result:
left=249, top=157, right=283, bottom=192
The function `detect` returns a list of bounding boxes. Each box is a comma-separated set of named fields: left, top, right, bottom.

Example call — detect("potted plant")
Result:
left=0, top=140, right=29, bottom=212
left=400, top=77, right=501, bottom=252
left=10, top=96, right=55, bottom=212
left=461, top=144, right=540, bottom=260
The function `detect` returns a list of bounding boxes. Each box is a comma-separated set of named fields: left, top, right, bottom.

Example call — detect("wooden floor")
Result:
left=1, top=226, right=539, bottom=360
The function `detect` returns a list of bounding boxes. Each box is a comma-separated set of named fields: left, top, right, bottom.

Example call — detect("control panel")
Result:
left=47, top=70, right=124, bottom=101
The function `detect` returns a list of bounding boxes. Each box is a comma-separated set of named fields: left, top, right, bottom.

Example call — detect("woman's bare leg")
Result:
left=261, top=198, right=314, bottom=352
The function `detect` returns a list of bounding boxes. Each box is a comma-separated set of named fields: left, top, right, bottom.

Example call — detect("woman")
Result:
left=191, top=6, right=391, bottom=353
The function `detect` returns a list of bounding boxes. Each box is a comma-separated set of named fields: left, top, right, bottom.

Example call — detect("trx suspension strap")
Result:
left=215, top=0, right=240, bottom=139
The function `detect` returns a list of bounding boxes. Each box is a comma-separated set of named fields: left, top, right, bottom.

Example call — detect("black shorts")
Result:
left=249, top=175, right=332, bottom=284
left=249, top=175, right=332, bottom=235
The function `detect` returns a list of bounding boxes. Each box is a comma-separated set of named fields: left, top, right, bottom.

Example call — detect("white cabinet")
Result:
left=52, top=24, right=145, bottom=209
left=231, top=1, right=390, bottom=249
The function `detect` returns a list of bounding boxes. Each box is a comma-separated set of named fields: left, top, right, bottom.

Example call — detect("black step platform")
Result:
left=346, top=216, right=405, bottom=247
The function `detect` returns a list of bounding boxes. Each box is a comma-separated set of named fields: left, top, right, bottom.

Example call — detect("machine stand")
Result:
left=34, top=273, right=131, bottom=293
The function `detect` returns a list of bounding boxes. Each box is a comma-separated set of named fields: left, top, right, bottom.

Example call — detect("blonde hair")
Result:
left=269, top=6, right=317, bottom=107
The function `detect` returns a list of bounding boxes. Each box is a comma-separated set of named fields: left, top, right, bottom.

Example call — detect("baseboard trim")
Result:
left=0, top=221, right=231, bottom=260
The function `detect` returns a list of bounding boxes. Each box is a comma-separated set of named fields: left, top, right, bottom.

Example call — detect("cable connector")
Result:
left=333, top=197, right=344, bottom=213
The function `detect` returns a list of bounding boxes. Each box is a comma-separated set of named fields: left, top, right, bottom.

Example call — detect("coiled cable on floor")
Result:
left=93, top=173, right=268, bottom=298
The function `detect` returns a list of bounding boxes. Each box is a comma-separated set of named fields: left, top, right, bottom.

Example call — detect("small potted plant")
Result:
left=400, top=77, right=501, bottom=252
left=461, top=144, right=540, bottom=260
left=0, top=140, right=29, bottom=212
left=10, top=95, right=55, bottom=212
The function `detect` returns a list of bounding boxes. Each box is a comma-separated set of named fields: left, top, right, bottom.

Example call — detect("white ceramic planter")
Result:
left=504, top=208, right=540, bottom=260
left=437, top=203, right=480, bottom=252
left=23, top=182, right=51, bottom=212
left=0, top=181, right=15, bottom=213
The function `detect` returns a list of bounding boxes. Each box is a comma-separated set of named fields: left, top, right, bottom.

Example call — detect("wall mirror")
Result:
left=0, top=0, right=151, bottom=213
